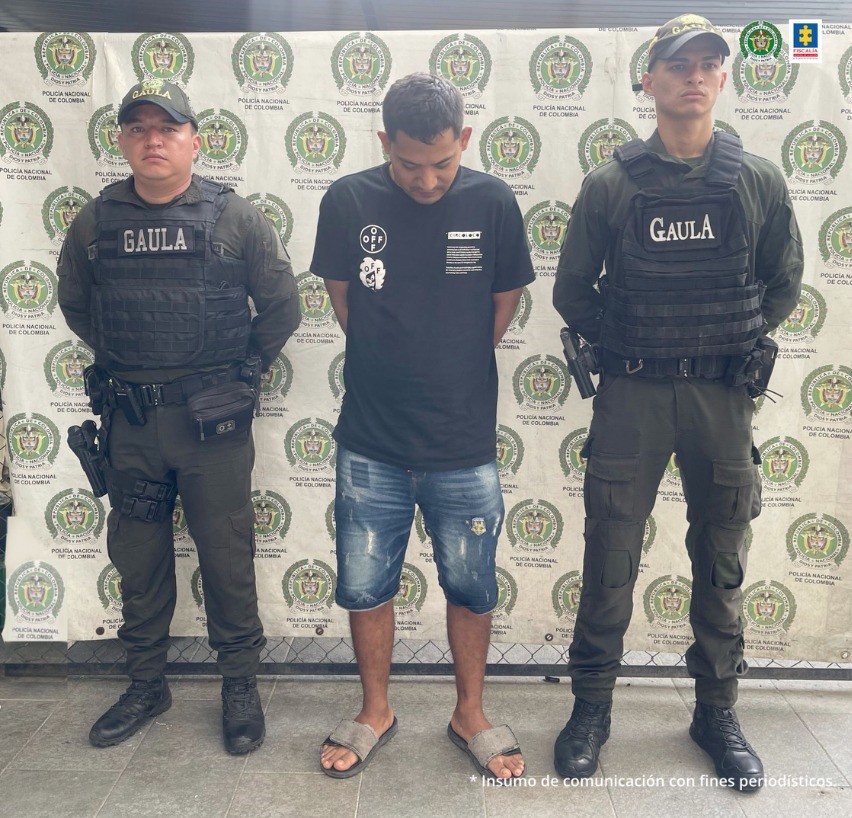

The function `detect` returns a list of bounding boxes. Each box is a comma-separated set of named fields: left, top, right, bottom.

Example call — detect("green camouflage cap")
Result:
left=118, top=79, right=197, bottom=127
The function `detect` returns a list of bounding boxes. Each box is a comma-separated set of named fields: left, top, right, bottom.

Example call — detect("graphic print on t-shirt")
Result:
left=445, top=230, right=483, bottom=275
left=359, top=256, right=385, bottom=290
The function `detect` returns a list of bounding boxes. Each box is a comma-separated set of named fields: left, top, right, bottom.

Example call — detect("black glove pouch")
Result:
left=186, top=381, right=255, bottom=442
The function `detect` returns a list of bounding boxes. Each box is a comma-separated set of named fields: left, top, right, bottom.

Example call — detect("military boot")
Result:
left=222, top=675, right=265, bottom=754
left=89, top=677, right=172, bottom=747
left=553, top=698, right=612, bottom=778
left=690, top=702, right=764, bottom=791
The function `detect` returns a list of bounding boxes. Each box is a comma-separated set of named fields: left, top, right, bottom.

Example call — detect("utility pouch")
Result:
left=187, top=381, right=255, bottom=442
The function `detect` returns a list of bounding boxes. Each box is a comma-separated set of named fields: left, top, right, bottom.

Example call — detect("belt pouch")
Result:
left=187, top=381, right=255, bottom=442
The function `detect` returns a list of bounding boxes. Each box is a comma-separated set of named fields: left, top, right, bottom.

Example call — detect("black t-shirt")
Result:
left=311, top=163, right=534, bottom=470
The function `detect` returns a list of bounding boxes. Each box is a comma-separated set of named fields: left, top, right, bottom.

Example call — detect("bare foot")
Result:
left=321, top=709, right=395, bottom=773
left=451, top=709, right=525, bottom=779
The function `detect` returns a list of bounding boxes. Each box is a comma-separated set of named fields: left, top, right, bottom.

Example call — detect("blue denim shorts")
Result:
left=334, top=445, right=504, bottom=614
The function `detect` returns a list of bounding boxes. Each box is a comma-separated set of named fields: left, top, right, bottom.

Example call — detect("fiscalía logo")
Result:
left=328, top=351, right=346, bottom=401
left=259, top=353, right=293, bottom=409
left=758, top=436, right=809, bottom=492
left=524, top=201, right=571, bottom=261
left=252, top=490, right=291, bottom=543
left=787, top=513, right=849, bottom=569
left=35, top=32, right=96, bottom=85
left=232, top=33, right=294, bottom=92
left=496, top=424, right=524, bottom=478
left=559, top=427, right=589, bottom=482
left=45, top=488, right=105, bottom=543
left=430, top=33, right=491, bottom=98
left=552, top=570, right=583, bottom=621
left=1, top=261, right=57, bottom=319
left=195, top=109, right=247, bottom=170
left=493, top=566, right=518, bottom=618
left=171, top=496, right=193, bottom=545
left=506, top=286, right=532, bottom=335
left=97, top=564, right=123, bottom=612
left=285, top=417, right=336, bottom=471
left=529, top=35, right=592, bottom=100
left=630, top=39, right=654, bottom=101
left=775, top=284, right=826, bottom=343
left=43, top=340, right=94, bottom=398
left=191, top=566, right=204, bottom=608
left=132, top=33, right=194, bottom=84
left=286, top=112, right=346, bottom=173
left=740, top=21, right=783, bottom=60
left=7, top=412, right=60, bottom=469
left=790, top=21, right=821, bottom=63
left=840, top=45, right=852, bottom=103
left=743, top=580, right=796, bottom=633
left=819, top=207, right=852, bottom=268
left=88, top=104, right=124, bottom=165
left=42, top=186, right=91, bottom=244
left=507, top=498, right=563, bottom=552
left=247, top=193, right=294, bottom=246
left=513, top=354, right=570, bottom=410
left=296, top=271, right=336, bottom=327
left=801, top=365, right=852, bottom=421
left=782, top=121, right=845, bottom=183
left=7, top=561, right=65, bottom=622
left=732, top=47, right=798, bottom=103
left=643, top=575, right=692, bottom=628
left=0, top=102, right=53, bottom=163
left=480, top=116, right=541, bottom=179
left=393, top=563, right=428, bottom=615
left=282, top=558, right=336, bottom=612
left=579, top=119, right=638, bottom=173
left=332, top=32, right=392, bottom=96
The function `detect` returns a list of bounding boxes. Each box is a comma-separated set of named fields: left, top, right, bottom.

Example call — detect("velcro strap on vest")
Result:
left=105, top=468, right=177, bottom=523
left=705, top=132, right=743, bottom=188
left=600, top=349, right=731, bottom=379
left=114, top=366, right=242, bottom=408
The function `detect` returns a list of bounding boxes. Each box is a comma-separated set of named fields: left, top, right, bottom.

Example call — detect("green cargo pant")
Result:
left=106, top=402, right=264, bottom=681
left=568, top=374, right=761, bottom=708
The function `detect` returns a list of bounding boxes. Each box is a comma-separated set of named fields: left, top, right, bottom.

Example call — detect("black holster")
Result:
left=724, top=336, right=779, bottom=396
left=67, top=420, right=108, bottom=497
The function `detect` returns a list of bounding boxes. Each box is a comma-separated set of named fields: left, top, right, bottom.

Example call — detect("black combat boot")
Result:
left=222, top=675, right=265, bottom=754
left=690, top=702, right=764, bottom=792
left=89, top=677, right=172, bottom=747
left=553, top=698, right=612, bottom=778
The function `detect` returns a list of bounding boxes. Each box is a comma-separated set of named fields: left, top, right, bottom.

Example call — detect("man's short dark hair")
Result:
left=382, top=72, right=464, bottom=143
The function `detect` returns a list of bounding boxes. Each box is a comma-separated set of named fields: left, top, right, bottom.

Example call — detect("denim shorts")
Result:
left=334, top=445, right=504, bottom=614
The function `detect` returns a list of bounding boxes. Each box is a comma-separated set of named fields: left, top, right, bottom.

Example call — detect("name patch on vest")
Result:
left=642, top=203, right=723, bottom=251
left=119, top=226, right=195, bottom=255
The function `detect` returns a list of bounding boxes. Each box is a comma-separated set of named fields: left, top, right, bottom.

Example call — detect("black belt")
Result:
left=113, top=366, right=242, bottom=407
left=599, top=350, right=731, bottom=380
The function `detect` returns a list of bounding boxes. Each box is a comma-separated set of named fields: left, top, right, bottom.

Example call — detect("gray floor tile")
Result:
left=739, top=783, right=852, bottom=818
left=0, top=675, right=73, bottom=699
left=0, top=699, right=59, bottom=772
left=775, top=681, right=852, bottom=714
left=0, top=769, right=117, bottom=817
left=228, top=771, right=359, bottom=817
left=792, top=710, right=852, bottom=785
left=484, top=776, right=616, bottom=818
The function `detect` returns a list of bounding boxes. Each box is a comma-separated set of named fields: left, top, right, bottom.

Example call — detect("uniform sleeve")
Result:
left=310, top=185, right=351, bottom=281
left=56, top=203, right=97, bottom=347
left=492, top=192, right=535, bottom=293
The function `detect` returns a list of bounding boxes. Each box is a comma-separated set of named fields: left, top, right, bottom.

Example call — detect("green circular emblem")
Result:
left=430, top=33, right=491, bottom=98
left=285, top=417, right=336, bottom=471
left=578, top=119, right=637, bottom=174
left=296, top=271, right=336, bottom=327
left=480, top=116, right=541, bottom=179
left=642, top=515, right=657, bottom=555
left=132, top=33, right=194, bottom=84
left=394, top=563, right=428, bottom=614
left=286, top=112, right=346, bottom=173
left=328, top=351, right=346, bottom=401
left=247, top=193, right=294, bottom=246
left=507, top=498, right=563, bottom=552
left=414, top=509, right=431, bottom=544
left=88, top=104, right=124, bottom=165
left=782, top=121, right=845, bottom=183
left=42, top=186, right=91, bottom=244
left=714, top=120, right=741, bottom=137
left=758, top=436, right=809, bottom=492
left=191, top=566, right=205, bottom=608
left=259, top=353, right=293, bottom=409
left=662, top=452, right=681, bottom=487
left=740, top=21, right=783, bottom=60
left=45, top=488, right=105, bottom=543
left=506, top=286, right=533, bottom=334
left=7, top=412, right=61, bottom=469
left=529, top=35, right=592, bottom=100
left=629, top=39, right=653, bottom=99
left=36, top=32, right=96, bottom=85
left=558, top=427, right=588, bottom=482
left=195, top=108, right=247, bottom=170
left=1, top=261, right=57, bottom=319
left=0, top=347, right=6, bottom=391
left=282, top=559, right=336, bottom=611
left=643, top=575, right=692, bottom=628
left=513, top=354, right=570, bottom=410
left=776, top=284, right=826, bottom=342
left=552, top=570, right=583, bottom=620
left=732, top=48, right=798, bottom=102
left=787, top=513, right=849, bottom=569
left=43, top=340, right=93, bottom=398
left=332, top=32, right=392, bottom=95
left=7, top=561, right=65, bottom=622
left=232, top=32, right=294, bottom=92
left=840, top=45, right=852, bottom=102
left=252, top=489, right=291, bottom=543
left=819, top=207, right=852, bottom=268
left=325, top=498, right=336, bottom=543
left=524, top=201, right=571, bottom=261
left=743, top=580, right=796, bottom=633
left=171, top=496, right=192, bottom=544
left=0, top=102, right=53, bottom=163
left=801, top=365, right=852, bottom=421
left=496, top=424, right=524, bottom=478
left=494, top=566, right=519, bottom=618
left=97, top=564, right=123, bottom=612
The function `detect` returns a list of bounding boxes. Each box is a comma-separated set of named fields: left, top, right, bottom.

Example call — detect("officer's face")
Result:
left=118, top=104, right=201, bottom=187
left=377, top=126, right=472, bottom=205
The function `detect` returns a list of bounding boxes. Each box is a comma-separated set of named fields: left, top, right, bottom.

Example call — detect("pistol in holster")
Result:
left=67, top=420, right=108, bottom=497
left=560, top=327, right=600, bottom=399
left=239, top=353, right=263, bottom=415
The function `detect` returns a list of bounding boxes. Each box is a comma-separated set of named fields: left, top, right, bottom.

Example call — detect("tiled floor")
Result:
left=0, top=673, right=850, bottom=817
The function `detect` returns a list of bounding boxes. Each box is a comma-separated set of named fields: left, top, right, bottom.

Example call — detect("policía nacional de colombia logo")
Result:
left=332, top=32, right=392, bottom=96
left=248, top=193, right=294, bottom=246
left=259, top=353, right=293, bottom=407
left=743, top=580, right=796, bottom=633
left=506, top=286, right=532, bottom=335
left=88, top=104, right=124, bottom=165
left=7, top=561, right=65, bottom=623
left=841, top=45, right=852, bottom=103
left=579, top=119, right=638, bottom=173
left=45, top=488, right=105, bottom=544
left=132, top=33, right=194, bottom=84
left=35, top=32, right=96, bottom=85
left=775, top=284, right=826, bottom=343
left=232, top=32, right=294, bottom=92
left=42, top=186, right=91, bottom=244
left=252, top=489, right=292, bottom=543
left=507, top=498, right=563, bottom=553
left=740, top=21, right=783, bottom=60
left=285, top=417, right=336, bottom=471
left=328, top=351, right=346, bottom=401
left=643, top=575, right=692, bottom=629
left=43, top=339, right=94, bottom=398
left=394, top=563, right=428, bottom=615
left=191, top=566, right=205, bottom=608
left=630, top=38, right=654, bottom=99
left=559, top=427, right=589, bottom=482
left=97, top=564, right=123, bottom=612
left=496, top=424, right=524, bottom=479
left=430, top=33, right=491, bottom=98
left=732, top=46, right=798, bottom=103
left=642, top=515, right=657, bottom=556
left=325, top=497, right=336, bottom=542
left=296, top=271, right=336, bottom=327
left=787, top=513, right=849, bottom=569
left=195, top=109, right=247, bottom=171
left=494, top=566, right=519, bottom=618
left=782, top=121, right=846, bottom=183
left=0, top=102, right=53, bottom=163
left=513, top=354, right=570, bottom=410
left=1, top=261, right=57, bottom=320
left=801, top=365, right=852, bottom=421
left=286, top=112, right=346, bottom=174
left=282, top=558, right=336, bottom=612
left=552, top=570, right=583, bottom=621
left=758, top=436, right=809, bottom=492
left=524, top=201, right=571, bottom=261
left=819, top=207, right=852, bottom=268
left=171, top=496, right=192, bottom=544
left=0, top=347, right=6, bottom=391
left=529, top=35, right=592, bottom=100
left=480, top=116, right=540, bottom=179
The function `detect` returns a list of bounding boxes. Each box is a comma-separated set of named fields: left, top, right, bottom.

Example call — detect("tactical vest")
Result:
left=600, top=132, right=764, bottom=360
left=89, top=178, right=251, bottom=369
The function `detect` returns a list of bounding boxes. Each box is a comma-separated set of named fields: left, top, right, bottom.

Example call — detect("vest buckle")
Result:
left=625, top=359, right=644, bottom=375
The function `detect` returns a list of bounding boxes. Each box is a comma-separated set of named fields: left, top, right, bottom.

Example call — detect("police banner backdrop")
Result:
left=2, top=26, right=851, bottom=663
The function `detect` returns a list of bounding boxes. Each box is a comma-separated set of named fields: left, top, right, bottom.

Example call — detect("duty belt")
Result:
left=116, top=366, right=242, bottom=407
left=599, top=350, right=731, bottom=380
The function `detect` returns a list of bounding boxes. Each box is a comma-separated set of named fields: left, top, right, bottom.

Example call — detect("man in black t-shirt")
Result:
left=311, top=73, right=534, bottom=780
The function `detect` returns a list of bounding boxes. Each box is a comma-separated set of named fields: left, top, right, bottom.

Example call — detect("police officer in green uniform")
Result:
left=57, top=80, right=300, bottom=753
left=552, top=16, right=803, bottom=790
